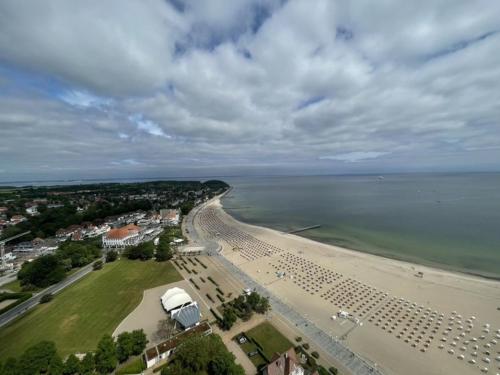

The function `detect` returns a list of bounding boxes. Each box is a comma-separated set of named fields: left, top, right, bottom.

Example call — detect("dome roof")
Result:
left=161, top=287, right=192, bottom=312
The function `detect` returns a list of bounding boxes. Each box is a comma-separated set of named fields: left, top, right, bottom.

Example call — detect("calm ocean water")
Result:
left=221, top=173, right=500, bottom=279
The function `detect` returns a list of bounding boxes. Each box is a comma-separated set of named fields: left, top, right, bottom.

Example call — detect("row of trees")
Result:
left=0, top=330, right=147, bottom=375
left=161, top=334, right=244, bottom=375
left=17, top=241, right=102, bottom=289
left=220, top=292, right=271, bottom=330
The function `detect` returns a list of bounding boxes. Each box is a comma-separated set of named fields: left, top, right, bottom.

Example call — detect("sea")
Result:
left=221, top=173, right=500, bottom=280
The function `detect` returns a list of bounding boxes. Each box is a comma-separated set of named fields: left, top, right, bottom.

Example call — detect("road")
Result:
left=0, top=258, right=102, bottom=328
left=186, top=195, right=384, bottom=375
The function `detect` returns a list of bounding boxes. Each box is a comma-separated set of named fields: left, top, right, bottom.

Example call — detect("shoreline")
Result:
left=197, top=194, right=500, bottom=375
left=221, top=189, right=500, bottom=283
left=219, top=196, right=500, bottom=288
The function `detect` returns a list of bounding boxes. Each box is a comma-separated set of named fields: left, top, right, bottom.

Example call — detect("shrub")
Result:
left=295, top=336, right=302, bottom=342
left=302, top=343, right=310, bottom=350
left=216, top=294, right=225, bottom=303
left=329, top=366, right=338, bottom=375
left=208, top=276, right=218, bottom=286
left=311, top=351, right=319, bottom=359
left=206, top=294, right=215, bottom=303
left=106, top=250, right=118, bottom=263
left=40, top=294, right=53, bottom=304
left=93, top=260, right=103, bottom=270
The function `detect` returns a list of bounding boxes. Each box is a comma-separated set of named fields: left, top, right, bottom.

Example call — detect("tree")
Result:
left=126, top=242, right=154, bottom=261
left=221, top=308, right=237, bottom=330
left=246, top=292, right=261, bottom=310
left=17, top=341, right=58, bottom=375
left=63, top=354, right=80, bottom=375
left=255, top=296, right=271, bottom=314
left=79, top=353, right=95, bottom=375
left=105, top=250, right=118, bottom=262
left=155, top=241, right=172, bottom=262
left=161, top=335, right=243, bottom=375
left=116, top=332, right=133, bottom=363
left=130, top=329, right=148, bottom=355
left=17, top=255, right=65, bottom=288
left=49, top=354, right=64, bottom=375
left=94, top=334, right=117, bottom=374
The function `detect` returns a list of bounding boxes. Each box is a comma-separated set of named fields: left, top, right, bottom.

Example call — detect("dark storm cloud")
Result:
left=0, top=0, right=499, bottom=181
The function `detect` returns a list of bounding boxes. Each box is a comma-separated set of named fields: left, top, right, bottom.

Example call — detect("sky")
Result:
left=0, top=0, right=499, bottom=182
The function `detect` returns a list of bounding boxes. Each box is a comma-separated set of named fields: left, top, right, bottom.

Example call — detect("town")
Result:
left=0, top=180, right=339, bottom=375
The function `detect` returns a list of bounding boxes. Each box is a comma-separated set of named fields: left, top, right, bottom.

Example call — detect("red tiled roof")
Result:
left=105, top=224, right=141, bottom=240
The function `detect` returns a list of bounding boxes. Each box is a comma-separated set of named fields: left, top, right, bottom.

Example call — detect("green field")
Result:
left=0, top=259, right=182, bottom=359
left=246, top=321, right=293, bottom=359
left=0, top=280, right=22, bottom=293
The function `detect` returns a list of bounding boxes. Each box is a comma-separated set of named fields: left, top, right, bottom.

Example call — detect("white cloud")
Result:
left=0, top=0, right=499, bottom=180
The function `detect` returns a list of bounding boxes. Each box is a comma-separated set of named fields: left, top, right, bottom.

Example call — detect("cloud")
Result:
left=59, top=90, right=112, bottom=108
left=0, top=0, right=499, bottom=181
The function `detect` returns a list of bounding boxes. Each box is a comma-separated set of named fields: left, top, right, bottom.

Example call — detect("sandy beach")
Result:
left=195, top=197, right=500, bottom=375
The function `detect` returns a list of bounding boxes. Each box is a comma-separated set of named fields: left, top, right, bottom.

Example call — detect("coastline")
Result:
left=198, top=193, right=500, bottom=375
left=221, top=191, right=500, bottom=282
left=219, top=195, right=500, bottom=287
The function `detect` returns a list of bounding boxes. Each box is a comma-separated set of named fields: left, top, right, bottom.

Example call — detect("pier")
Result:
left=287, top=224, right=321, bottom=234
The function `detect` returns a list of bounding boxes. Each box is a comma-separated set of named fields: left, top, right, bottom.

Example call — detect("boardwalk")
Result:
left=187, top=198, right=383, bottom=375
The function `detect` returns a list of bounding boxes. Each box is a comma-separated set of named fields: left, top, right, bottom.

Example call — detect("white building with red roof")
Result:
left=102, top=224, right=142, bottom=248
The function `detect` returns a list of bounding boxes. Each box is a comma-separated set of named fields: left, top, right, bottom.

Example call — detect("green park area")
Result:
left=0, top=259, right=182, bottom=360
left=238, top=321, right=293, bottom=367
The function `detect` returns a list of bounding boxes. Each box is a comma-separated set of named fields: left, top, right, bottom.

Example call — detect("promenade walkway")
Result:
left=188, top=197, right=384, bottom=375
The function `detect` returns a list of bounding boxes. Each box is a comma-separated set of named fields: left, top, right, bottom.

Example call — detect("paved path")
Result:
left=187, top=198, right=384, bottom=375
left=0, top=258, right=102, bottom=328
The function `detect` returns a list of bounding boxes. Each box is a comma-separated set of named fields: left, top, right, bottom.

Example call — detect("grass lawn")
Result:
left=0, top=280, right=22, bottom=293
left=0, top=259, right=182, bottom=360
left=116, top=356, right=146, bottom=374
left=246, top=321, right=293, bottom=359
left=239, top=340, right=268, bottom=368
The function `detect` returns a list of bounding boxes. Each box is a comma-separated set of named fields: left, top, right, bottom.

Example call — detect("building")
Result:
left=171, top=302, right=201, bottom=330
left=26, top=205, right=38, bottom=216
left=160, top=209, right=180, bottom=226
left=143, top=321, right=212, bottom=369
left=263, top=348, right=307, bottom=375
left=102, top=224, right=142, bottom=248
left=10, top=215, right=27, bottom=225
left=161, top=287, right=193, bottom=313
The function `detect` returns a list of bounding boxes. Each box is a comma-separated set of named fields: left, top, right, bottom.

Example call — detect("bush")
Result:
left=329, top=366, right=338, bottom=375
left=295, top=336, right=302, bottom=342
left=18, top=255, right=66, bottom=288
left=106, top=250, right=118, bottom=262
left=40, top=293, right=53, bottom=304
left=302, top=343, right=310, bottom=350
left=311, top=351, right=319, bottom=359
left=216, top=294, right=225, bottom=303
left=206, top=294, right=215, bottom=303
left=125, top=242, right=154, bottom=261
left=93, top=260, right=103, bottom=270
left=207, top=276, right=218, bottom=286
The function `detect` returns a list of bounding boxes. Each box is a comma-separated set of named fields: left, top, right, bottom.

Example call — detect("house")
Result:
left=102, top=224, right=142, bottom=248
left=171, top=302, right=201, bottom=330
left=144, top=321, right=212, bottom=369
left=263, top=348, right=308, bottom=375
left=10, top=215, right=27, bottom=225
left=26, top=205, right=38, bottom=216
left=160, top=209, right=180, bottom=226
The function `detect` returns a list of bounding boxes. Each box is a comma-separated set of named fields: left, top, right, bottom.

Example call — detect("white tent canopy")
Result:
left=161, top=287, right=193, bottom=312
